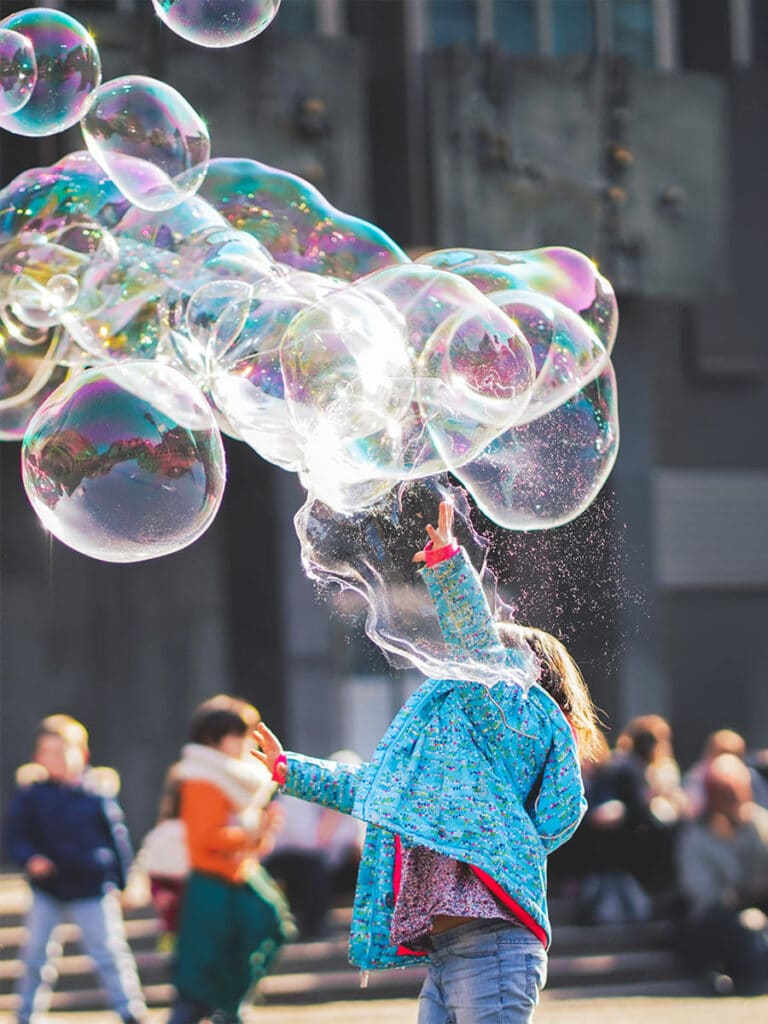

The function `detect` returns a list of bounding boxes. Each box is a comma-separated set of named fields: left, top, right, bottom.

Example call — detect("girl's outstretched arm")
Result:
left=252, top=723, right=367, bottom=816
left=415, top=501, right=519, bottom=666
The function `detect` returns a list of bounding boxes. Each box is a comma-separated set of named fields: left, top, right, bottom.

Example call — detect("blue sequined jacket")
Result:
left=284, top=548, right=586, bottom=969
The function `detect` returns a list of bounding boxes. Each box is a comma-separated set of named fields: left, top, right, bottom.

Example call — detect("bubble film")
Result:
left=0, top=151, right=129, bottom=245
left=0, top=28, right=37, bottom=116
left=62, top=235, right=181, bottom=362
left=22, top=362, right=226, bottom=562
left=0, top=318, right=68, bottom=440
left=365, top=264, right=536, bottom=469
left=0, top=9, right=100, bottom=137
left=208, top=270, right=339, bottom=469
left=453, top=364, right=619, bottom=530
left=81, top=76, right=210, bottom=211
left=152, top=0, right=281, bottom=48
left=419, top=246, right=618, bottom=353
left=200, top=158, right=409, bottom=281
left=489, top=290, right=611, bottom=422
left=295, top=478, right=532, bottom=686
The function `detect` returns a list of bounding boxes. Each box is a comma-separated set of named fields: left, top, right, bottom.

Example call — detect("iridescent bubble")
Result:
left=488, top=290, right=610, bottom=422
left=0, top=229, right=91, bottom=336
left=177, top=225, right=274, bottom=280
left=208, top=270, right=338, bottom=469
left=0, top=153, right=129, bottom=250
left=279, top=284, right=413, bottom=503
left=281, top=287, right=410, bottom=439
left=200, top=158, right=409, bottom=280
left=418, top=246, right=618, bottom=353
left=81, top=76, right=210, bottom=211
left=0, top=9, right=100, bottom=137
left=185, top=278, right=254, bottom=361
left=152, top=0, right=281, bottom=48
left=0, top=316, right=68, bottom=440
left=453, top=364, right=619, bottom=530
left=62, top=235, right=183, bottom=361
left=0, top=28, right=37, bottom=116
left=22, top=362, right=226, bottom=562
left=354, top=264, right=536, bottom=476
left=114, top=194, right=226, bottom=251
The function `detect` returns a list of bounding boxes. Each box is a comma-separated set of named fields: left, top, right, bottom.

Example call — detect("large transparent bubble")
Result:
left=453, top=364, right=619, bottom=530
left=81, top=76, right=210, bottom=211
left=0, top=151, right=129, bottom=245
left=0, top=9, right=100, bottom=137
left=419, top=246, right=618, bottom=353
left=22, top=362, right=226, bottom=562
left=200, top=158, right=409, bottom=281
left=368, top=265, right=535, bottom=463
left=295, top=477, right=533, bottom=687
left=0, top=27, right=37, bottom=116
left=207, top=270, right=340, bottom=469
left=285, top=264, right=536, bottom=499
left=152, top=0, right=281, bottom=48
left=488, top=289, right=611, bottom=423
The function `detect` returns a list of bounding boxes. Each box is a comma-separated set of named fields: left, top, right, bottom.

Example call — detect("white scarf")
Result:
left=176, top=742, right=275, bottom=814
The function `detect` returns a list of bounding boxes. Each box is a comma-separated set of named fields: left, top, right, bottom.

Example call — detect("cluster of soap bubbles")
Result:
left=0, top=5, right=619, bottom=578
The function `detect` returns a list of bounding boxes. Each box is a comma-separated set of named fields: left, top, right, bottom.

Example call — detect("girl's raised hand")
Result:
left=251, top=722, right=287, bottom=783
left=413, top=500, right=455, bottom=563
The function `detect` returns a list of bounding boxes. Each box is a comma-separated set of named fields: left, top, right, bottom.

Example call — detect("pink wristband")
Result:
left=272, top=754, right=287, bottom=783
left=423, top=540, right=460, bottom=568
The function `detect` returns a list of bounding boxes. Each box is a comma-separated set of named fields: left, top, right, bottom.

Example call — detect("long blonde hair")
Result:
left=497, top=623, right=605, bottom=762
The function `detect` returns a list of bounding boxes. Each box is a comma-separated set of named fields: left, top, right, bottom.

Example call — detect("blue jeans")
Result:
left=417, top=920, right=548, bottom=1024
left=16, top=888, right=146, bottom=1024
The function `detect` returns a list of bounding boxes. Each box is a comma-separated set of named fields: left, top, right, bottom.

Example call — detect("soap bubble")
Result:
left=351, top=264, right=536, bottom=478
left=0, top=152, right=129, bottom=245
left=0, top=9, right=100, bottom=137
left=419, top=246, right=618, bottom=353
left=0, top=317, right=68, bottom=439
left=295, top=477, right=533, bottom=685
left=453, top=364, right=619, bottom=530
left=0, top=28, right=37, bottom=115
left=62, top=235, right=184, bottom=362
left=208, top=270, right=339, bottom=469
left=488, top=290, right=611, bottom=422
left=115, top=195, right=227, bottom=251
left=151, top=0, right=281, bottom=48
left=200, top=158, right=409, bottom=280
left=22, top=362, right=226, bottom=562
left=81, top=76, right=210, bottom=211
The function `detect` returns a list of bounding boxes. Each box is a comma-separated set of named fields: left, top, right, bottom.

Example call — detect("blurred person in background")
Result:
left=675, top=752, right=768, bottom=995
left=684, top=729, right=768, bottom=816
left=166, top=694, right=295, bottom=1024
left=574, top=714, right=689, bottom=923
left=4, top=714, right=147, bottom=1024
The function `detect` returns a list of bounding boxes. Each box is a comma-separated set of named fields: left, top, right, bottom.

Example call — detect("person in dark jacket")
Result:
left=4, top=714, right=147, bottom=1024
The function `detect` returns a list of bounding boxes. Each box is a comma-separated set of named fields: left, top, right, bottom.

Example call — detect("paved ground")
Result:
left=2, top=992, right=768, bottom=1024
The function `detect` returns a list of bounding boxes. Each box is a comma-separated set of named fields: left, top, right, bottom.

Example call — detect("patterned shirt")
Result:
left=390, top=843, right=520, bottom=948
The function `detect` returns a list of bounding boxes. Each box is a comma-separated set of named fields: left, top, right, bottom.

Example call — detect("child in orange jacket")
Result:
left=167, top=695, right=295, bottom=1024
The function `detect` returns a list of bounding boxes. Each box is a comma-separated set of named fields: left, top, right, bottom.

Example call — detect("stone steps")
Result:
left=0, top=874, right=691, bottom=1012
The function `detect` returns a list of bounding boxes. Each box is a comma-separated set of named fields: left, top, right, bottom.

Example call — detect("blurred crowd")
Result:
left=550, top=715, right=768, bottom=996
left=4, top=704, right=768, bottom=1024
